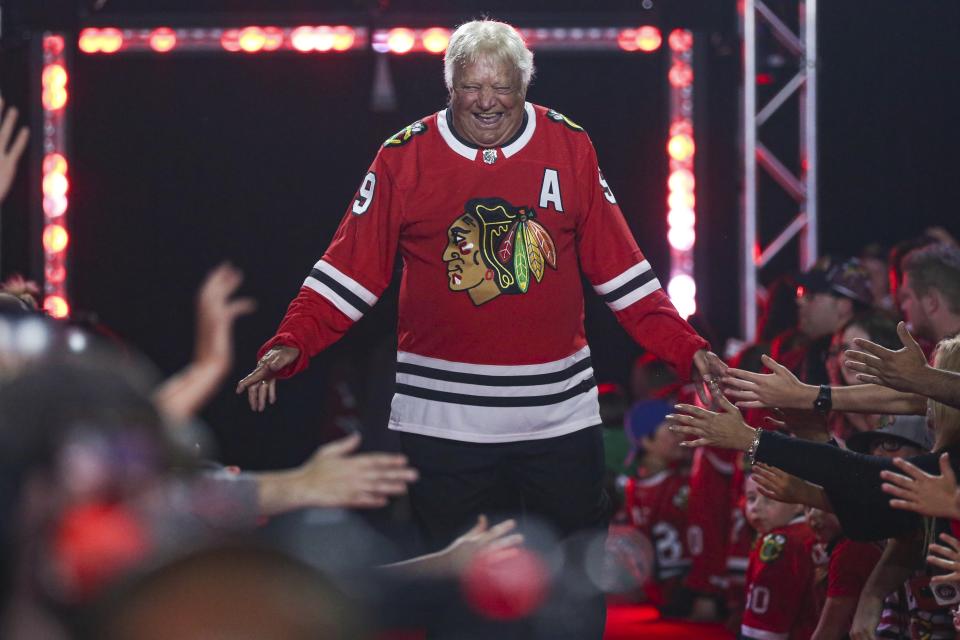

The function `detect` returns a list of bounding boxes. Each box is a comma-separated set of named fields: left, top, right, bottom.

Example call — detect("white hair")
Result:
left=444, top=19, right=534, bottom=93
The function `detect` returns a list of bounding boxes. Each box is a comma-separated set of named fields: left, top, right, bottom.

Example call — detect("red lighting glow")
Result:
left=42, top=64, right=67, bottom=88
left=264, top=27, right=284, bottom=51
left=313, top=27, right=336, bottom=52
left=43, top=173, right=69, bottom=198
left=667, top=208, right=695, bottom=229
left=44, top=295, right=70, bottom=319
left=220, top=29, right=241, bottom=52
left=667, top=134, right=695, bottom=162
left=332, top=26, right=356, bottom=51
left=291, top=26, right=314, bottom=51
left=42, top=87, right=68, bottom=111
left=43, top=224, right=69, bottom=253
left=669, top=62, right=693, bottom=88
left=43, top=153, right=68, bottom=175
left=668, top=29, right=693, bottom=53
left=44, top=35, right=65, bottom=55
left=668, top=169, right=695, bottom=194
left=238, top=27, right=267, bottom=52
left=667, top=190, right=695, bottom=211
left=616, top=29, right=639, bottom=52
left=46, top=265, right=67, bottom=285
left=422, top=27, right=451, bottom=54
left=43, top=196, right=68, bottom=218
left=636, top=26, right=662, bottom=52
left=387, top=28, right=415, bottom=54
left=149, top=28, right=177, bottom=53
left=78, top=28, right=124, bottom=54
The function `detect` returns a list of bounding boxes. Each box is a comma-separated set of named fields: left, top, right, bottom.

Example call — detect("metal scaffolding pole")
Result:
left=740, top=0, right=817, bottom=343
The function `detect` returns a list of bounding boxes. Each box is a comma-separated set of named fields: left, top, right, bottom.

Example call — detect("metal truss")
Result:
left=740, top=0, right=817, bottom=342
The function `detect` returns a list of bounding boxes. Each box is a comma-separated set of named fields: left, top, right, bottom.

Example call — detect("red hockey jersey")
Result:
left=260, top=103, right=707, bottom=443
left=742, top=518, right=820, bottom=640
left=624, top=467, right=692, bottom=604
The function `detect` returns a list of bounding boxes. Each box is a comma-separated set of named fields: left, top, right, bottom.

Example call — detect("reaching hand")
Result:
left=723, top=354, right=811, bottom=410
left=195, top=262, right=256, bottom=375
left=880, top=453, right=960, bottom=520
left=440, top=515, right=525, bottom=575
left=692, top=349, right=729, bottom=407
left=752, top=463, right=824, bottom=507
left=293, top=433, right=419, bottom=509
left=667, top=382, right=757, bottom=451
left=0, top=99, right=29, bottom=205
left=928, top=533, right=960, bottom=585
left=236, top=344, right=300, bottom=411
left=845, top=322, right=929, bottom=394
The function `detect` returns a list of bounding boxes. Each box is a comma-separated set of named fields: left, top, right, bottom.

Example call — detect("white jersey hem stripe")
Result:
left=740, top=625, right=788, bottom=640
left=397, top=345, right=590, bottom=376
left=388, top=416, right=598, bottom=444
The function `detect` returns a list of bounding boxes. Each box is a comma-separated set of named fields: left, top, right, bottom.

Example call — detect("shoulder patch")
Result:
left=545, top=109, right=584, bottom=132
left=383, top=120, right=428, bottom=148
left=759, top=533, right=787, bottom=563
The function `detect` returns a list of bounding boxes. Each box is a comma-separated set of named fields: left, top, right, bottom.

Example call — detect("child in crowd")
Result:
left=741, top=473, right=821, bottom=640
left=616, top=399, right=693, bottom=607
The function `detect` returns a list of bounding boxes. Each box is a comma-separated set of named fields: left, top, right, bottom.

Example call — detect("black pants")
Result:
left=400, top=426, right=611, bottom=640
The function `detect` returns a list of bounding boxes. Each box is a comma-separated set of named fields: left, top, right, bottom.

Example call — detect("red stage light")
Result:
left=44, top=35, right=65, bottom=55
left=422, top=27, right=451, bottom=54
left=43, top=173, right=69, bottom=198
left=79, top=29, right=100, bottom=53
left=332, top=26, right=356, bottom=51
left=669, top=62, right=693, bottom=88
left=220, top=29, right=241, bottom=52
left=668, top=227, right=695, bottom=251
left=668, top=169, right=695, bottom=194
left=668, top=29, right=693, bottom=53
left=42, top=64, right=67, bottom=89
left=238, top=27, right=266, bottom=52
left=46, top=265, right=67, bottom=284
left=43, top=224, right=69, bottom=253
left=43, top=153, right=68, bottom=176
left=149, top=28, right=177, bottom=53
left=313, top=27, right=335, bottom=52
left=668, top=208, right=695, bottom=229
left=669, top=120, right=692, bottom=138
left=291, top=26, right=315, bottom=51
left=667, top=134, right=695, bottom=162
left=263, top=27, right=284, bottom=51
left=44, top=295, right=70, bottom=319
left=617, top=29, right=639, bottom=52
left=44, top=196, right=68, bottom=218
left=667, top=190, right=695, bottom=211
left=387, top=28, right=415, bottom=54
left=636, top=26, right=662, bottom=52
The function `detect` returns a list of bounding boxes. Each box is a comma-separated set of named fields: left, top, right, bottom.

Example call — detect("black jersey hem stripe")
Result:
left=601, top=269, right=658, bottom=304
left=310, top=269, right=372, bottom=315
left=396, top=357, right=592, bottom=387
left=395, top=376, right=596, bottom=407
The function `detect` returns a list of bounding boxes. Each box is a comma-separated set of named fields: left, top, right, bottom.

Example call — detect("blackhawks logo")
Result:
left=546, top=109, right=584, bottom=132
left=759, top=533, right=787, bottom=563
left=383, top=120, right=427, bottom=147
left=442, top=198, right=558, bottom=306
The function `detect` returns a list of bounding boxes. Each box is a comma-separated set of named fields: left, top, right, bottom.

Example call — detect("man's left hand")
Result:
left=845, top=321, right=929, bottom=394
left=691, top=349, right=728, bottom=406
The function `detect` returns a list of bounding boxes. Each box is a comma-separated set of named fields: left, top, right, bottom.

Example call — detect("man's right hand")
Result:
left=236, top=345, right=300, bottom=412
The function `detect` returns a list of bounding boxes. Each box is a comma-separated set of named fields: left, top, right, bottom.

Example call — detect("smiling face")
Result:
left=449, top=55, right=526, bottom=148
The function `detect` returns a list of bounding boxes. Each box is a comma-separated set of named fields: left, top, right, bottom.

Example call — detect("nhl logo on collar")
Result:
left=482, top=149, right=497, bottom=165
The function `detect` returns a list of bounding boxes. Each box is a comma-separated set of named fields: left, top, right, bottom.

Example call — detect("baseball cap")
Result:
left=846, top=415, right=934, bottom=454
left=798, top=257, right=874, bottom=306
left=625, top=399, right=672, bottom=442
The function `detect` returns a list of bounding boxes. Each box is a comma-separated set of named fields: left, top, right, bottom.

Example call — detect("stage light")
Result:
left=43, top=224, right=69, bottom=253
left=636, top=26, right=661, bottom=52
left=238, top=27, right=266, bottom=53
left=99, top=28, right=123, bottom=54
left=45, top=265, right=66, bottom=284
left=667, top=134, right=695, bottom=162
left=668, top=226, right=696, bottom=251
left=667, top=190, right=695, bottom=212
left=616, top=29, right=639, bottom=52
left=42, top=64, right=67, bottom=88
left=43, top=153, right=68, bottom=176
left=43, top=196, right=68, bottom=218
left=44, top=35, right=65, bottom=55
left=669, top=120, right=692, bottom=138
left=149, top=28, right=177, bottom=53
left=422, top=27, right=450, bottom=54
left=291, top=27, right=315, bottom=51
left=669, top=62, right=693, bottom=88
left=387, top=28, right=415, bottom=54
left=44, top=295, right=70, bottom=319
left=668, top=274, right=697, bottom=302
left=43, top=88, right=68, bottom=111
left=667, top=208, right=695, bottom=229
left=263, top=27, right=284, bottom=51
left=220, top=29, right=241, bottom=52
left=668, top=29, right=693, bottom=53
left=313, top=27, right=335, bottom=52
left=668, top=169, right=695, bottom=194
left=43, top=173, right=69, bottom=198
left=79, top=29, right=100, bottom=53
left=332, top=26, right=356, bottom=51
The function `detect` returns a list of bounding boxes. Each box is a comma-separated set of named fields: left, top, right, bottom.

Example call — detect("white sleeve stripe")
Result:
left=314, top=260, right=379, bottom=306
left=304, top=276, right=364, bottom=322
left=740, top=625, right=789, bottom=640
left=606, top=278, right=661, bottom=311
left=593, top=260, right=651, bottom=295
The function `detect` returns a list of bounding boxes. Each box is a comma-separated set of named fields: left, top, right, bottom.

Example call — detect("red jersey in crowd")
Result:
left=260, top=103, right=707, bottom=444
left=741, top=517, right=820, bottom=640
left=623, top=466, right=692, bottom=605
left=685, top=446, right=737, bottom=595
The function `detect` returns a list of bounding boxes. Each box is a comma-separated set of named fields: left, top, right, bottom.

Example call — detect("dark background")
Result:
left=0, top=1, right=958, bottom=468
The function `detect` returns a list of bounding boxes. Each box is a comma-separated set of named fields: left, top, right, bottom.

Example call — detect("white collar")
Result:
left=437, top=102, right=537, bottom=161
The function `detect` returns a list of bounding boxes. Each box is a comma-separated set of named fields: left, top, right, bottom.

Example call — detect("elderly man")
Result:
left=238, top=19, right=721, bottom=636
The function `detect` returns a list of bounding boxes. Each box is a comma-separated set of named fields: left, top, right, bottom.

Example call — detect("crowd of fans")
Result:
left=1, top=90, right=960, bottom=640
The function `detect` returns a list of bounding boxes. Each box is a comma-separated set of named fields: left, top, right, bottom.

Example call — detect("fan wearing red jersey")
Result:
left=742, top=474, right=821, bottom=640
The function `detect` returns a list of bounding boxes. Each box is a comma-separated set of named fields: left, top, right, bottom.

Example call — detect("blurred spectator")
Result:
left=0, top=99, right=29, bottom=206
left=860, top=243, right=894, bottom=313
left=629, top=353, right=681, bottom=402
left=598, top=382, right=631, bottom=512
